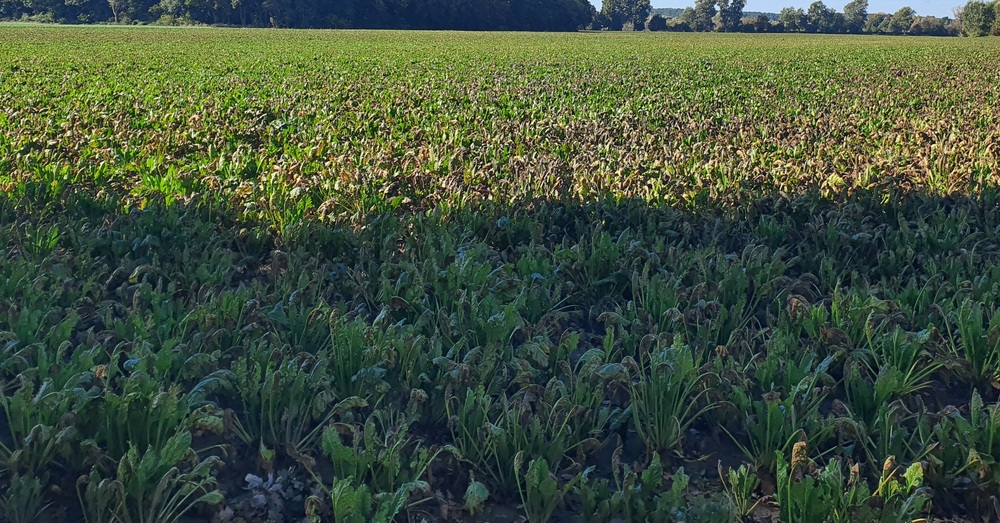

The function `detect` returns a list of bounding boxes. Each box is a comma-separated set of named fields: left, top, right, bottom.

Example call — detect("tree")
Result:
left=647, top=12, right=667, bottom=30
left=806, top=1, right=836, bottom=32
left=552, top=0, right=597, bottom=31
left=20, top=0, right=72, bottom=21
left=691, top=0, right=716, bottom=31
left=717, top=0, right=745, bottom=31
left=888, top=6, right=916, bottom=34
left=778, top=6, right=806, bottom=31
left=601, top=0, right=651, bottom=30
left=107, top=0, right=126, bottom=21
left=0, top=0, right=604, bottom=28
left=668, top=13, right=693, bottom=31
left=752, top=13, right=770, bottom=32
left=843, top=0, right=867, bottom=33
left=993, top=0, right=1000, bottom=34
left=961, top=0, right=995, bottom=36
left=676, top=6, right=695, bottom=25
left=910, top=15, right=951, bottom=35
left=864, top=11, right=888, bottom=32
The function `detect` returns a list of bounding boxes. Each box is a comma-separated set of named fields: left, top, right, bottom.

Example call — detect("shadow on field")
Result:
left=2, top=185, right=1000, bottom=521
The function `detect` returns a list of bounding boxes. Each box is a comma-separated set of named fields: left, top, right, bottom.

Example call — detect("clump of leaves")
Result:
left=627, top=339, right=716, bottom=456
left=513, top=453, right=580, bottom=523
left=307, top=409, right=446, bottom=522
left=943, top=301, right=1000, bottom=388
left=0, top=474, right=50, bottom=523
left=719, top=463, right=762, bottom=520
left=776, top=442, right=929, bottom=523
left=230, top=344, right=366, bottom=466
left=447, top=380, right=603, bottom=495
left=924, top=389, right=1000, bottom=513
left=77, top=431, right=223, bottom=523
left=728, top=371, right=833, bottom=475
left=578, top=449, right=734, bottom=523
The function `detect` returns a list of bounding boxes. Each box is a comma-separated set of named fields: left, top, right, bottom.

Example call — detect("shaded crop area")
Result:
left=2, top=27, right=1000, bottom=522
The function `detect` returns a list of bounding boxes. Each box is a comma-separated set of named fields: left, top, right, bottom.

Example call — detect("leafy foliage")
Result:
left=0, top=28, right=999, bottom=522
left=0, top=0, right=596, bottom=29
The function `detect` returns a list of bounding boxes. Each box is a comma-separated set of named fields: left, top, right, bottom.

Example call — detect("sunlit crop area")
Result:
left=2, top=26, right=1000, bottom=522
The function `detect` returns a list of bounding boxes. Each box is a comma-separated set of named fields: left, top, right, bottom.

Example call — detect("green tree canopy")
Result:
left=1, top=0, right=598, bottom=28
left=806, top=1, right=837, bottom=32
left=717, top=0, right=745, bottom=31
left=961, top=0, right=996, bottom=36
left=888, top=6, right=916, bottom=34
left=647, top=12, right=668, bottom=30
left=778, top=6, right=806, bottom=31
left=602, top=0, right=651, bottom=29
left=993, top=0, right=1000, bottom=34
left=843, top=0, right=868, bottom=33
left=691, top=0, right=716, bottom=31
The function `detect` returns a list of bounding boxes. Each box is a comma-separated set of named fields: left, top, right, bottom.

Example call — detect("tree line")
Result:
left=2, top=0, right=998, bottom=36
left=1, top=0, right=597, bottom=30
left=605, top=0, right=1000, bottom=37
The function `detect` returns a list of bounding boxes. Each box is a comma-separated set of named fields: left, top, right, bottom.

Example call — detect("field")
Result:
left=2, top=26, right=1000, bottom=522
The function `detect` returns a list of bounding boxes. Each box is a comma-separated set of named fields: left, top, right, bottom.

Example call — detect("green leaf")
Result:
left=333, top=396, right=368, bottom=413
left=160, top=430, right=192, bottom=466
left=903, top=462, right=924, bottom=491
left=196, top=490, right=225, bottom=505
left=641, top=453, right=663, bottom=489
left=464, top=479, right=489, bottom=513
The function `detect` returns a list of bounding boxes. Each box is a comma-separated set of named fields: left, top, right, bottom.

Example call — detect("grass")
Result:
left=1, top=26, right=1000, bottom=521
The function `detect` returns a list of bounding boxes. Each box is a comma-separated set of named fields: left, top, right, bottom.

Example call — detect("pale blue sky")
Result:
left=587, top=1, right=957, bottom=18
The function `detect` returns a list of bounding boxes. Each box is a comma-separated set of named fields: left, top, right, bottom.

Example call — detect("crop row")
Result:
left=1, top=28, right=1000, bottom=522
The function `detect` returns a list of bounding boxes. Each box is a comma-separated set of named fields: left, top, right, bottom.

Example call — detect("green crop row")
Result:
left=1, top=27, right=1000, bottom=522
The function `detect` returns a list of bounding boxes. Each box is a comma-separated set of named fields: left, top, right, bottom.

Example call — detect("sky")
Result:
left=587, top=1, right=957, bottom=18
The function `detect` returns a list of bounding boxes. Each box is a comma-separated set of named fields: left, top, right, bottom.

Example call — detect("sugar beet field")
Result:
left=2, top=26, right=1000, bottom=522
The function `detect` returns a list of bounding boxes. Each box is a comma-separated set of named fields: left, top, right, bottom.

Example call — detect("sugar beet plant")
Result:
left=1, top=26, right=1000, bottom=521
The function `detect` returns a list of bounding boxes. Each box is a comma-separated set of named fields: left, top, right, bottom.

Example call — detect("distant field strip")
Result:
left=1, top=29, right=999, bottom=217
